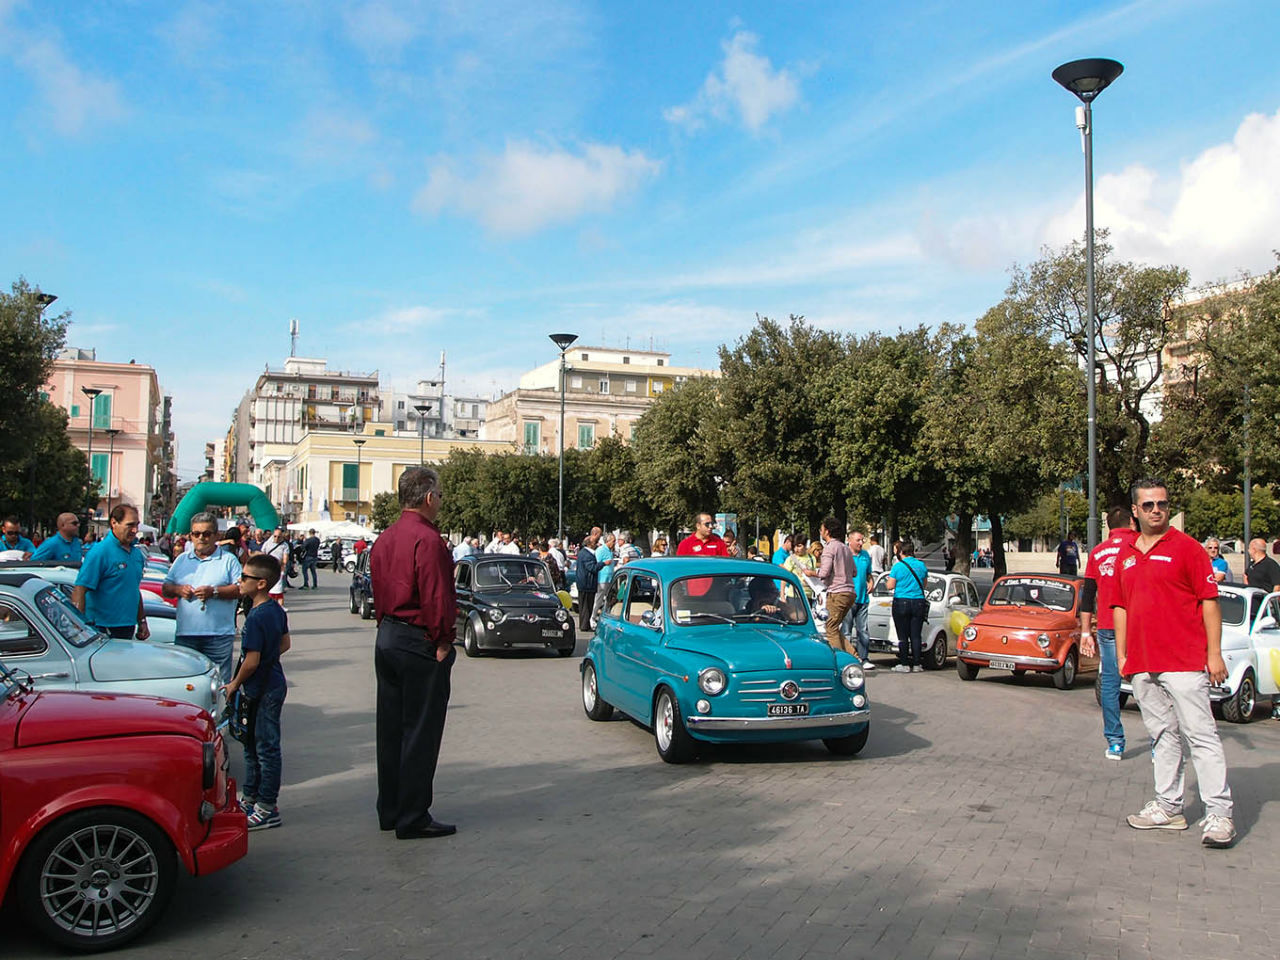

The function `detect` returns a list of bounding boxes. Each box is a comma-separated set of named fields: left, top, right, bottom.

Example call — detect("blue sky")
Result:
left=3, top=0, right=1279, bottom=477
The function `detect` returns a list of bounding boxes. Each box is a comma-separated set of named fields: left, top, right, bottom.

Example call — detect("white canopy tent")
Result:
left=286, top=520, right=377, bottom=540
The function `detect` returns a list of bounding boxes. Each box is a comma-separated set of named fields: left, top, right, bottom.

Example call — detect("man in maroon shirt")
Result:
left=1114, top=478, right=1236, bottom=848
left=369, top=466, right=458, bottom=840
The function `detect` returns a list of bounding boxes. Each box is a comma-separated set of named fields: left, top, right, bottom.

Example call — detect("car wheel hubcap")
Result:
left=41, top=825, right=158, bottom=938
left=1066, top=657, right=1075, bottom=683
left=656, top=695, right=673, bottom=751
left=1241, top=678, right=1255, bottom=713
left=583, top=668, right=597, bottom=709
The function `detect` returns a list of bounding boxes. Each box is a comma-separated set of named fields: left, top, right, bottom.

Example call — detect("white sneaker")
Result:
left=1126, top=800, right=1187, bottom=831
left=1200, top=813, right=1236, bottom=848
left=862, top=661, right=877, bottom=672
left=911, top=665, right=924, bottom=673
left=891, top=664, right=911, bottom=673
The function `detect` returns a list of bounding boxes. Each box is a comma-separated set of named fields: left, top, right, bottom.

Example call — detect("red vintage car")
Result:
left=0, top=662, right=247, bottom=951
left=955, top=574, right=1096, bottom=689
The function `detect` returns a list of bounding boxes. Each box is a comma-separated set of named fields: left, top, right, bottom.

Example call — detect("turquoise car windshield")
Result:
left=669, top=574, right=810, bottom=626
left=34, top=586, right=105, bottom=648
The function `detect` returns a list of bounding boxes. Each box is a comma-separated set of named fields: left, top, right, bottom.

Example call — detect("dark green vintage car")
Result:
left=453, top=555, right=575, bottom=657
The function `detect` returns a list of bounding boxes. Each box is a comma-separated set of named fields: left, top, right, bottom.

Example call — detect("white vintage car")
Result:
left=865, top=571, right=983, bottom=670
left=1115, top=584, right=1280, bottom=722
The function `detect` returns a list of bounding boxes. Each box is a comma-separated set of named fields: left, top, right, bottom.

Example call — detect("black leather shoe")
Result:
left=395, top=819, right=456, bottom=840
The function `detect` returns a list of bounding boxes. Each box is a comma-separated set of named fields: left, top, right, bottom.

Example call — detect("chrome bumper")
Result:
left=687, top=708, right=869, bottom=731
left=959, top=650, right=1058, bottom=668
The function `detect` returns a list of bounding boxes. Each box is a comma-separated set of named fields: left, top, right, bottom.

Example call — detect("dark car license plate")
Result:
left=767, top=703, right=809, bottom=717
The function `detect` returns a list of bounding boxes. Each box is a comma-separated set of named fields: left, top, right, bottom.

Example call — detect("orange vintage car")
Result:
left=955, top=574, right=1096, bottom=689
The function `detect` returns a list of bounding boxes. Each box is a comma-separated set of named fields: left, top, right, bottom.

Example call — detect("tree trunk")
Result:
left=990, top=512, right=1008, bottom=579
left=888, top=507, right=900, bottom=548
left=954, top=510, right=973, bottom=576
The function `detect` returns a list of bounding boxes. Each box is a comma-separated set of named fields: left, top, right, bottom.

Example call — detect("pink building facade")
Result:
left=43, top=349, right=165, bottom=524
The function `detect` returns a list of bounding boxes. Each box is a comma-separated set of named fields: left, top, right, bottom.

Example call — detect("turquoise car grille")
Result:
left=737, top=677, right=836, bottom=703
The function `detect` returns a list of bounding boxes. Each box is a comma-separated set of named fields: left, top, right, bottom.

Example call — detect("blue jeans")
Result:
left=176, top=633, right=235, bottom=684
left=301, top=558, right=318, bottom=588
left=842, top=601, right=871, bottom=659
left=242, top=684, right=286, bottom=808
left=1097, top=629, right=1125, bottom=748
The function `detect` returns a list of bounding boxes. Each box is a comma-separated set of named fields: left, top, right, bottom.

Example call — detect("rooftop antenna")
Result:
left=289, top=317, right=299, bottom=357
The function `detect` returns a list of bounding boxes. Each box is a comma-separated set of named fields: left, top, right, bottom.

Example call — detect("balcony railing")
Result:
left=337, top=488, right=359, bottom=501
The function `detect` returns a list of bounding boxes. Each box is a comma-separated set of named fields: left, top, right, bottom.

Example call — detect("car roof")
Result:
left=619, top=557, right=798, bottom=579
left=992, top=572, right=1086, bottom=584
left=0, top=560, right=81, bottom=569
left=0, top=572, right=42, bottom=588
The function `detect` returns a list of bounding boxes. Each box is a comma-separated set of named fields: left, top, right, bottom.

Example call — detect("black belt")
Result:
left=383, top=615, right=425, bottom=628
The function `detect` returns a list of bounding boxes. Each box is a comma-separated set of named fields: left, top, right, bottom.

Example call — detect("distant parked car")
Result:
left=1, top=562, right=177, bottom=645
left=955, top=573, right=1096, bottom=689
left=453, top=554, right=575, bottom=657
left=1114, top=584, right=1280, bottom=722
left=0, top=661, right=247, bottom=951
left=865, top=571, right=982, bottom=669
left=582, top=558, right=870, bottom=763
left=0, top=572, right=222, bottom=715
left=349, top=551, right=374, bottom=619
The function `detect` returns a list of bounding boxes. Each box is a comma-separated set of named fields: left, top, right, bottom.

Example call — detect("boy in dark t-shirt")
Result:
left=225, top=553, right=290, bottom=831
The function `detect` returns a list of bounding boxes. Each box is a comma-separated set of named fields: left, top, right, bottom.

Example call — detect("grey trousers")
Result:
left=1131, top=671, right=1233, bottom=818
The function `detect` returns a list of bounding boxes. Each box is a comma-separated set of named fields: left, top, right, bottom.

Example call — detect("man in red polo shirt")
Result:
left=677, top=512, right=731, bottom=558
left=1114, top=478, right=1235, bottom=848
left=1079, top=506, right=1138, bottom=761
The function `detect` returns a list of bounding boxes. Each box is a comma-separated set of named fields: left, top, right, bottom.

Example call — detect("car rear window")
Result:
left=1218, top=593, right=1246, bottom=626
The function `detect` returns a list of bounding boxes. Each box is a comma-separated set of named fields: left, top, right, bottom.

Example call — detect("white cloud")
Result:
left=11, top=34, right=128, bottom=136
left=664, top=30, right=799, bottom=135
left=344, top=1, right=418, bottom=62
left=665, top=235, right=921, bottom=291
left=414, top=141, right=661, bottom=235
left=1043, top=107, right=1280, bottom=282
left=297, top=107, right=378, bottom=165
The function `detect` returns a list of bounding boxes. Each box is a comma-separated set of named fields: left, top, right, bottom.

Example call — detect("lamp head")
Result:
left=35, top=293, right=57, bottom=308
left=549, top=333, right=578, bottom=352
left=81, top=386, right=102, bottom=399
left=1052, top=58, right=1123, bottom=103
left=353, top=438, right=367, bottom=447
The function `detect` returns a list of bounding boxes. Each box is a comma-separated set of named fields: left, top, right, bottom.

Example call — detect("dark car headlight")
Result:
left=202, top=741, right=216, bottom=790
left=487, top=608, right=506, bottom=625
left=554, top=607, right=569, bottom=622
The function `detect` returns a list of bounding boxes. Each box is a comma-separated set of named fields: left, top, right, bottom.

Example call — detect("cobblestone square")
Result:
left=7, top=571, right=1278, bottom=959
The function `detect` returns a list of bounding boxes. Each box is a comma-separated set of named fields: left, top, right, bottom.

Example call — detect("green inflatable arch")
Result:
left=166, top=482, right=281, bottom=534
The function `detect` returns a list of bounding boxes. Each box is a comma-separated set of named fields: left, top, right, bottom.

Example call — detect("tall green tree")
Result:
left=630, top=375, right=728, bottom=540
left=1153, top=262, right=1280, bottom=492
left=369, top=491, right=399, bottom=531
left=718, top=316, right=846, bottom=535
left=921, top=302, right=1084, bottom=575
left=0, top=401, right=96, bottom=532
left=1007, top=234, right=1188, bottom=507
left=825, top=326, right=943, bottom=543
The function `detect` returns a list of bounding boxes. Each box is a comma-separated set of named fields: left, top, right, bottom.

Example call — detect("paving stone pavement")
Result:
left=6, top=570, right=1278, bottom=959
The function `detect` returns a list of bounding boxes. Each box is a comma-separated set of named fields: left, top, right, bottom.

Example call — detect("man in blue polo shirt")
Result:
left=1, top=516, right=36, bottom=558
left=163, top=511, right=242, bottom=681
left=73, top=504, right=149, bottom=640
left=842, top=530, right=876, bottom=671
left=30, top=513, right=83, bottom=562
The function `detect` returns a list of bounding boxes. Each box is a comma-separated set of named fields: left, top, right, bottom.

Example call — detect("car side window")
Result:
left=605, top=575, right=628, bottom=619
left=627, top=575, right=661, bottom=625
left=455, top=563, right=472, bottom=590
left=0, top=601, right=47, bottom=656
left=966, top=583, right=980, bottom=607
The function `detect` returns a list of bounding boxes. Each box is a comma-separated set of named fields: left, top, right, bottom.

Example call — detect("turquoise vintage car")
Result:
left=580, top=558, right=870, bottom=763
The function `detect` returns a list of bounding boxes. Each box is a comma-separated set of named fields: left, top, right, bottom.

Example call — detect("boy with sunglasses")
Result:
left=1114, top=479, right=1236, bottom=847
left=225, top=554, right=291, bottom=831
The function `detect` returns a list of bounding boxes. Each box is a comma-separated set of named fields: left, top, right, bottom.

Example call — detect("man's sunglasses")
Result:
left=1137, top=499, right=1169, bottom=512
left=190, top=530, right=217, bottom=537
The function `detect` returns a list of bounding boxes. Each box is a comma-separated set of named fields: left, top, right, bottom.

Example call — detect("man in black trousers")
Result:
left=576, top=533, right=600, bottom=633
left=369, top=467, right=458, bottom=839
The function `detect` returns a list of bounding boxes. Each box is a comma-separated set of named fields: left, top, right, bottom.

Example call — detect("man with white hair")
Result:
left=163, top=511, right=242, bottom=682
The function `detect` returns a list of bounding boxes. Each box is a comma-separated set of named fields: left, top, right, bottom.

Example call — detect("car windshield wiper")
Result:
left=685, top=612, right=735, bottom=624
left=733, top=612, right=789, bottom=624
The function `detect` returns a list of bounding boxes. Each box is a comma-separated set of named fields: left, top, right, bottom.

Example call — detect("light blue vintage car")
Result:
left=0, top=572, right=222, bottom=715
left=581, top=558, right=870, bottom=763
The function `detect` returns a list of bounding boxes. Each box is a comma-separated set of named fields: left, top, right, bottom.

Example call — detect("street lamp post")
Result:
left=81, top=386, right=103, bottom=525
left=1053, top=57, right=1123, bottom=552
left=105, top=428, right=121, bottom=518
left=549, top=333, right=578, bottom=542
left=353, top=438, right=367, bottom=526
left=27, top=294, right=57, bottom=532
left=414, top=403, right=431, bottom=466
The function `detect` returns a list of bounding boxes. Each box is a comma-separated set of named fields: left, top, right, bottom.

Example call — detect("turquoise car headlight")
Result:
left=698, top=667, right=727, bottom=696
left=841, top=664, right=865, bottom=690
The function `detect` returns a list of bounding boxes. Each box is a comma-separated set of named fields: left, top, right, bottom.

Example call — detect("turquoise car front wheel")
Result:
left=824, top=722, right=870, bottom=756
left=654, top=687, right=697, bottom=764
left=581, top=661, right=613, bottom=721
